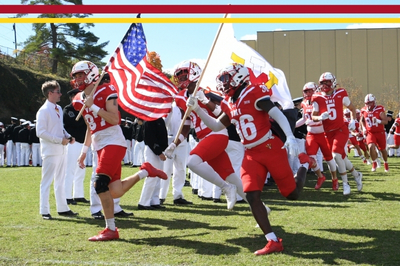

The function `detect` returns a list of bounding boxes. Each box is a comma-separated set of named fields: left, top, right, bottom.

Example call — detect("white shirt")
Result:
left=36, top=100, right=70, bottom=156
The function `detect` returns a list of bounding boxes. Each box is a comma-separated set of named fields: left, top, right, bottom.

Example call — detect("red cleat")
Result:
left=332, top=179, right=339, bottom=191
left=298, top=153, right=317, bottom=169
left=140, top=162, right=168, bottom=180
left=88, top=227, right=119, bottom=241
left=384, top=162, right=389, bottom=172
left=254, top=238, right=284, bottom=255
left=315, top=175, right=326, bottom=190
left=371, top=162, right=377, bottom=172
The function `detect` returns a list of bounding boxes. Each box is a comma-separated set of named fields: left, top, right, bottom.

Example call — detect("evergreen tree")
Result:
left=18, top=0, right=108, bottom=76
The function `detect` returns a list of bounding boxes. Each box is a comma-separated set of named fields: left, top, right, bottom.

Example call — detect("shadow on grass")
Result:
left=120, top=233, right=242, bottom=255
left=228, top=227, right=400, bottom=265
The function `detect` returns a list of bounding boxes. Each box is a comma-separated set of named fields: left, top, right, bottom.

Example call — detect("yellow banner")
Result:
left=1, top=17, right=400, bottom=23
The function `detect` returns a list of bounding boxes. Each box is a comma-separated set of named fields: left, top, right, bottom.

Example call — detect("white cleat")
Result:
left=222, top=184, right=237, bottom=210
left=354, top=172, right=363, bottom=191
left=343, top=183, right=351, bottom=195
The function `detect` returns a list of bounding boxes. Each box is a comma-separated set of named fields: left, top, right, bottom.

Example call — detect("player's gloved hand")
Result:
left=163, top=143, right=176, bottom=159
left=186, top=95, right=199, bottom=111
left=282, top=136, right=299, bottom=157
left=195, top=89, right=210, bottom=104
left=318, top=111, right=329, bottom=121
left=348, top=119, right=356, bottom=131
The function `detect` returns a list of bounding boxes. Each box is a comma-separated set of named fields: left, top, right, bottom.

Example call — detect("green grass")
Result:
left=1, top=155, right=400, bottom=265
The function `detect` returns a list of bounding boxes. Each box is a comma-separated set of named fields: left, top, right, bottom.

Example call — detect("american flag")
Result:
left=105, top=23, right=178, bottom=121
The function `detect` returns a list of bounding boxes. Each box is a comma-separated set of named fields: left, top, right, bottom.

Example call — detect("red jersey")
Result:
left=72, top=83, right=125, bottom=151
left=360, top=105, right=386, bottom=133
left=175, top=89, right=215, bottom=140
left=300, top=99, right=323, bottom=134
left=312, top=88, right=350, bottom=132
left=394, top=117, right=400, bottom=135
left=220, top=84, right=273, bottom=148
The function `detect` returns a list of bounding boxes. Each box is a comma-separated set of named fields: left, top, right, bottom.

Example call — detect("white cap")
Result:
left=0, top=122, right=4, bottom=126
left=22, top=121, right=30, bottom=126
left=20, top=118, right=26, bottom=123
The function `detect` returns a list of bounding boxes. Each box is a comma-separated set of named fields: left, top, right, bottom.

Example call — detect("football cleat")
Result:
left=343, top=183, right=351, bottom=195
left=88, top=227, right=119, bottom=241
left=254, top=238, right=284, bottom=255
left=222, top=183, right=237, bottom=210
left=315, top=175, right=326, bottom=190
left=354, top=172, right=363, bottom=191
left=371, top=162, right=377, bottom=172
left=384, top=162, right=389, bottom=172
left=332, top=179, right=339, bottom=191
left=140, top=162, right=168, bottom=180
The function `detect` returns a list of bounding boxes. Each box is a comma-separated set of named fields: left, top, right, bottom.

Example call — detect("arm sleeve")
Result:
left=268, top=107, right=295, bottom=138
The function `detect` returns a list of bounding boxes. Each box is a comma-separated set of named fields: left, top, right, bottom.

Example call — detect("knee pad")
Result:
left=94, top=174, right=110, bottom=194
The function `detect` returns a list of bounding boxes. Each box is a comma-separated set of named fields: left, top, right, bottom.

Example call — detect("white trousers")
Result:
left=20, top=143, right=30, bottom=166
left=40, top=153, right=69, bottom=214
left=15, top=142, right=21, bottom=166
left=31, top=143, right=42, bottom=166
left=89, top=150, right=123, bottom=214
left=159, top=140, right=188, bottom=200
left=123, top=139, right=132, bottom=164
left=0, top=144, right=4, bottom=166
left=133, top=141, right=145, bottom=166
left=65, top=142, right=87, bottom=199
left=6, top=140, right=15, bottom=166
left=138, top=146, right=163, bottom=206
left=188, top=136, right=199, bottom=190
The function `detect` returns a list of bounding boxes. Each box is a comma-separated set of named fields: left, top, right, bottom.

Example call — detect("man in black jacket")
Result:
left=138, top=117, right=168, bottom=210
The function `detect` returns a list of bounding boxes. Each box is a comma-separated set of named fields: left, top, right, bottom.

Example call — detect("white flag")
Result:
left=200, top=23, right=294, bottom=109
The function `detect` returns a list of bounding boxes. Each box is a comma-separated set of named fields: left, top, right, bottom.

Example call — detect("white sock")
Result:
left=265, top=232, right=278, bottom=242
left=106, top=218, right=116, bottom=231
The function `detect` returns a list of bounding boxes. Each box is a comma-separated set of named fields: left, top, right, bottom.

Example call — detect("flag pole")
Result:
left=173, top=13, right=229, bottom=144
left=75, top=70, right=106, bottom=121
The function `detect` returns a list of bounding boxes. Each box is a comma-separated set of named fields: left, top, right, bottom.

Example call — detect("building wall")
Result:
left=244, top=28, right=400, bottom=100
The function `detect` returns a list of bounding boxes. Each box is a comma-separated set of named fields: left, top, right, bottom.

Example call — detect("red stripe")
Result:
left=1, top=5, right=400, bottom=14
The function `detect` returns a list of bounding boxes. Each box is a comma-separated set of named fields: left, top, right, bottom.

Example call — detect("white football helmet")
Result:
left=344, top=108, right=351, bottom=118
left=216, top=63, right=250, bottom=97
left=173, top=61, right=202, bottom=90
left=302, top=82, right=317, bottom=100
left=364, top=93, right=376, bottom=110
left=70, top=61, right=100, bottom=91
left=319, top=72, right=337, bottom=92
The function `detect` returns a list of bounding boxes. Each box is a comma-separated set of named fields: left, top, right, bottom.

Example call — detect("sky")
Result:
left=1, top=0, right=400, bottom=74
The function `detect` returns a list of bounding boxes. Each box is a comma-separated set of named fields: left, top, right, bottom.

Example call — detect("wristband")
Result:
left=178, top=134, right=185, bottom=142
left=81, top=145, right=89, bottom=154
left=212, top=105, right=221, bottom=116
left=90, top=104, right=100, bottom=114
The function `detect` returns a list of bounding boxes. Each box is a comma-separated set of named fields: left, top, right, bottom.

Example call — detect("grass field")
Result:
left=0, top=154, right=399, bottom=265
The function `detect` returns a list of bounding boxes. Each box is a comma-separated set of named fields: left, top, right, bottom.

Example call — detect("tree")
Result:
left=18, top=0, right=108, bottom=76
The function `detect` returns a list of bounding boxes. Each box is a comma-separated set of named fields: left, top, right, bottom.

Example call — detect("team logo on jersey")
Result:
left=261, top=84, right=269, bottom=93
left=265, top=144, right=272, bottom=149
left=244, top=100, right=250, bottom=104
left=97, top=97, right=103, bottom=101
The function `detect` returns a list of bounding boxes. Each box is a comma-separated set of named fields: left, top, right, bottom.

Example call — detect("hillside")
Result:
left=0, top=62, right=71, bottom=125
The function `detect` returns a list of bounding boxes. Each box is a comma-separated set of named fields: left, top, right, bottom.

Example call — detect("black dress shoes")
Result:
left=114, top=210, right=134, bottom=217
left=73, top=198, right=90, bottom=203
left=91, top=211, right=104, bottom=220
left=58, top=210, right=79, bottom=216
left=151, top=204, right=166, bottom=209
left=159, top=198, right=165, bottom=204
left=66, top=199, right=77, bottom=205
left=42, top=214, right=52, bottom=220
left=173, top=198, right=193, bottom=205
left=137, top=204, right=155, bottom=210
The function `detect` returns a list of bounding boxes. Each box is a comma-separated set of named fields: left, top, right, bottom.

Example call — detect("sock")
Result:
left=265, top=232, right=278, bottom=242
left=106, top=218, right=116, bottom=231
left=187, top=155, right=226, bottom=188
left=340, top=174, right=348, bottom=183
left=351, top=169, right=358, bottom=178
